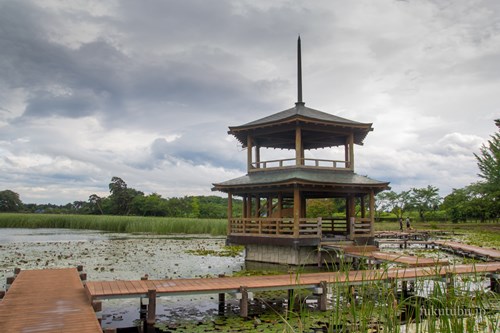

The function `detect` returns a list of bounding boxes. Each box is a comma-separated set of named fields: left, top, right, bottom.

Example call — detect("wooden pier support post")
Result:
left=401, top=280, right=408, bottom=298
left=318, top=281, right=327, bottom=311
left=287, top=289, right=294, bottom=312
left=445, top=273, right=454, bottom=297
left=491, top=270, right=500, bottom=293
left=239, top=286, right=249, bottom=318
left=147, top=289, right=157, bottom=326
left=218, top=293, right=225, bottom=315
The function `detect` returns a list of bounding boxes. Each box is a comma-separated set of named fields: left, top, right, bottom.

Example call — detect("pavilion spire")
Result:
left=296, top=35, right=304, bottom=105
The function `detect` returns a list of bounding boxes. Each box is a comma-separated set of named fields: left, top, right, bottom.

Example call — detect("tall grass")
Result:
left=0, top=213, right=227, bottom=236
left=274, top=259, right=500, bottom=333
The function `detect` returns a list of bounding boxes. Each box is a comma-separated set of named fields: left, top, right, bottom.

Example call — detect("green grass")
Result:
left=0, top=213, right=227, bottom=236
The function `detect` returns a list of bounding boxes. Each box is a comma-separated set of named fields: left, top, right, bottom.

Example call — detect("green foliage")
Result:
left=377, top=190, right=411, bottom=218
left=0, top=190, right=23, bottom=212
left=306, top=199, right=336, bottom=218
left=409, top=185, right=441, bottom=222
left=475, top=119, right=500, bottom=189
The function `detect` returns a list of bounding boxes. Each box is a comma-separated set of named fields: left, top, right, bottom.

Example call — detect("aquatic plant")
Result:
left=0, top=213, right=227, bottom=236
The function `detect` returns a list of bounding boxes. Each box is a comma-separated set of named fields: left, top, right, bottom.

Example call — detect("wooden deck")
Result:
left=0, top=268, right=102, bottom=333
left=86, top=262, right=500, bottom=299
left=433, top=240, right=500, bottom=260
left=321, top=244, right=449, bottom=267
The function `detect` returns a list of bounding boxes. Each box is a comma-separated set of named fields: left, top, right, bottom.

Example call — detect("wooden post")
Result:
left=256, top=195, right=261, bottom=217
left=295, top=127, right=302, bottom=166
left=242, top=195, right=247, bottom=218
left=255, top=145, right=260, bottom=168
left=239, top=286, right=249, bottom=318
left=147, top=289, right=157, bottom=326
left=246, top=195, right=252, bottom=219
left=491, top=271, right=500, bottom=293
left=360, top=196, right=365, bottom=218
left=278, top=193, right=283, bottom=217
left=318, top=281, right=327, bottom=311
left=293, top=187, right=301, bottom=237
left=267, top=195, right=273, bottom=217
left=445, top=273, right=454, bottom=297
left=348, top=132, right=354, bottom=170
left=218, top=293, right=225, bottom=315
left=369, top=190, right=375, bottom=237
left=247, top=135, right=253, bottom=171
left=287, top=289, right=294, bottom=312
left=227, top=192, right=233, bottom=235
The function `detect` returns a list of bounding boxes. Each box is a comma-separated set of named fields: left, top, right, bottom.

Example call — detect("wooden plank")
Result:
left=0, top=268, right=102, bottom=333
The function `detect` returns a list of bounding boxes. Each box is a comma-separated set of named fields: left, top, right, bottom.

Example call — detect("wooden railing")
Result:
left=349, top=217, right=373, bottom=240
left=250, top=158, right=350, bottom=171
left=321, top=218, right=348, bottom=235
left=228, top=218, right=322, bottom=238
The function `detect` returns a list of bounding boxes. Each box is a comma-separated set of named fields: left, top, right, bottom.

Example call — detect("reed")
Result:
left=0, top=213, right=227, bottom=236
left=275, top=259, right=499, bottom=333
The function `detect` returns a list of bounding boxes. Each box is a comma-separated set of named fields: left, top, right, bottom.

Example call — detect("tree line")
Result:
left=0, top=177, right=242, bottom=218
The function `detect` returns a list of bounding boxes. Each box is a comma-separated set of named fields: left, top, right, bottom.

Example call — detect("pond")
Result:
left=0, top=228, right=245, bottom=329
left=1, top=228, right=497, bottom=332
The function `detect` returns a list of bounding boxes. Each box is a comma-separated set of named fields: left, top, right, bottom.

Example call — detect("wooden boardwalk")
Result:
left=0, top=268, right=102, bottom=333
left=86, top=262, right=500, bottom=299
left=433, top=240, right=500, bottom=260
left=321, top=244, right=449, bottom=267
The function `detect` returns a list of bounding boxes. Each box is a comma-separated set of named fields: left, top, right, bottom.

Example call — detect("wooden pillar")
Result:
left=242, top=195, right=247, bottom=218
left=348, top=132, right=354, bottom=170
left=344, top=137, right=349, bottom=168
left=369, top=190, right=375, bottom=237
left=278, top=193, right=283, bottom=217
left=256, top=195, right=261, bottom=217
left=301, top=196, right=306, bottom=218
left=346, top=194, right=355, bottom=236
left=247, top=135, right=253, bottom=171
left=239, top=286, right=249, bottom=318
left=360, top=195, right=365, bottom=218
left=227, top=192, right=233, bottom=235
left=295, top=127, right=302, bottom=166
left=267, top=195, right=273, bottom=217
left=255, top=145, right=260, bottom=168
left=293, top=187, right=301, bottom=237
left=246, top=195, right=252, bottom=219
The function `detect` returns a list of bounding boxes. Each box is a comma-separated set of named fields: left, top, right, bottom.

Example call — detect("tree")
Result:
left=306, top=199, right=336, bottom=218
left=409, top=185, right=441, bottom=221
left=0, top=190, right=23, bottom=212
left=475, top=119, right=500, bottom=189
left=108, top=177, right=144, bottom=215
left=88, top=194, right=104, bottom=215
left=376, top=190, right=411, bottom=219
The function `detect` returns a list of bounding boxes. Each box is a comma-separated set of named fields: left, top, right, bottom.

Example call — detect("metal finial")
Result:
left=297, top=35, right=303, bottom=105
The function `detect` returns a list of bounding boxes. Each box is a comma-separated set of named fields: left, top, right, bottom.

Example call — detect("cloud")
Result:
left=0, top=0, right=499, bottom=204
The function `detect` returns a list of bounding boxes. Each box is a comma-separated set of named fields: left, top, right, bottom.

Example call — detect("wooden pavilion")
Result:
left=213, top=38, right=389, bottom=265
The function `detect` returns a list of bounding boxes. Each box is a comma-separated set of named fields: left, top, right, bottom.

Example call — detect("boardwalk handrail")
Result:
left=229, top=217, right=321, bottom=238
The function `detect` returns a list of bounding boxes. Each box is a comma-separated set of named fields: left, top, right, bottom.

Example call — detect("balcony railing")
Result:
left=349, top=217, right=373, bottom=239
left=250, top=158, right=350, bottom=171
left=228, top=217, right=322, bottom=238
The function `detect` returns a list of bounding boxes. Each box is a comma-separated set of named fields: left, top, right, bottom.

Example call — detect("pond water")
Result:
left=0, top=228, right=245, bottom=329
left=0, top=228, right=496, bottom=332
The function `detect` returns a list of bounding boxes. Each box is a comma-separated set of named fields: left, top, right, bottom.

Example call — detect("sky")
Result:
left=0, top=0, right=499, bottom=204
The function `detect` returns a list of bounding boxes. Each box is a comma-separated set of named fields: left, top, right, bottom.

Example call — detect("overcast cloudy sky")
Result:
left=0, top=0, right=499, bottom=204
